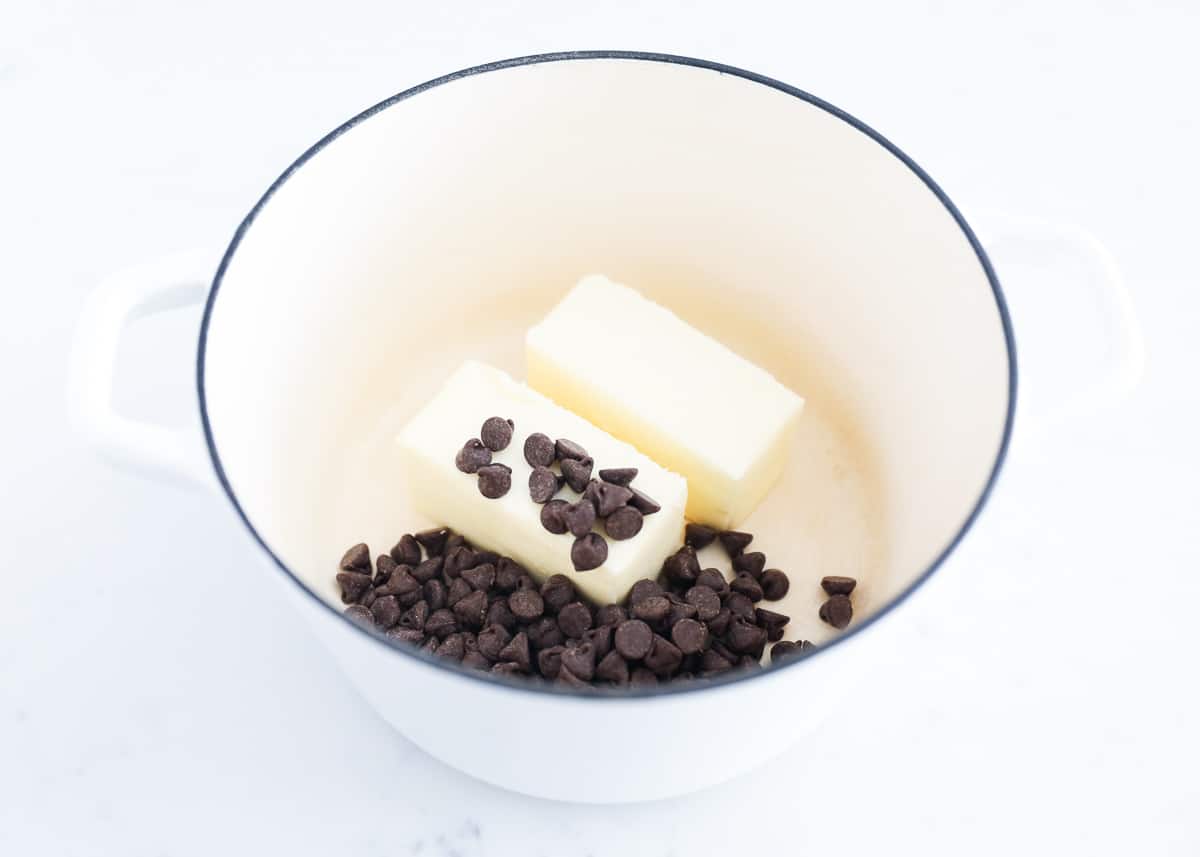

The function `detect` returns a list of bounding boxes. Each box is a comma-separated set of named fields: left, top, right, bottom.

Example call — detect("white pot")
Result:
left=67, top=53, right=1144, bottom=803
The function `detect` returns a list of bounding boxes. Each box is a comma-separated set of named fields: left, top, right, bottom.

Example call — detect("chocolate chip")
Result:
left=386, top=626, right=424, bottom=646
left=598, top=467, right=637, bottom=486
left=461, top=563, right=495, bottom=591
left=737, top=655, right=762, bottom=671
left=455, top=438, right=492, bottom=473
left=526, top=616, right=564, bottom=651
left=727, top=617, right=767, bottom=655
left=755, top=608, right=789, bottom=642
left=562, top=500, right=596, bottom=537
left=540, top=499, right=570, bottom=534
left=684, top=524, right=717, bottom=550
left=671, top=618, right=708, bottom=654
left=507, top=588, right=544, bottom=621
left=453, top=589, right=488, bottom=630
left=696, top=568, right=728, bottom=593
left=540, top=575, right=575, bottom=613
left=821, top=576, right=858, bottom=596
left=477, top=624, right=512, bottom=660
left=561, top=642, right=596, bottom=681
left=528, top=467, right=559, bottom=503
left=627, top=487, right=661, bottom=515
left=604, top=506, right=643, bottom=540
left=485, top=598, right=516, bottom=631
left=523, top=432, right=556, bottom=467
left=644, top=635, right=683, bottom=676
left=414, top=528, right=450, bottom=556
left=557, top=665, right=592, bottom=689
left=819, top=594, right=853, bottom=629
left=390, top=534, right=422, bottom=566
left=615, top=619, right=654, bottom=660
left=377, top=569, right=421, bottom=599
left=700, top=646, right=733, bottom=672
left=339, top=543, right=370, bottom=571
left=730, top=573, right=764, bottom=602
left=595, top=650, right=630, bottom=684
left=435, top=634, right=466, bottom=660
left=630, top=667, right=658, bottom=687
left=358, top=589, right=376, bottom=609
left=760, top=569, right=790, bottom=600
left=536, top=645, right=565, bottom=678
left=667, top=598, right=698, bottom=626
left=732, top=551, right=766, bottom=578
left=723, top=591, right=756, bottom=622
left=370, top=595, right=402, bottom=629
left=560, top=456, right=594, bottom=493
left=770, top=640, right=799, bottom=663
left=480, top=417, right=514, bottom=451
left=557, top=601, right=593, bottom=638
left=662, top=546, right=700, bottom=586
left=374, top=554, right=397, bottom=582
left=583, top=624, right=614, bottom=659
left=420, top=636, right=439, bottom=655
left=684, top=585, right=721, bottom=621
left=594, top=483, right=633, bottom=518
left=444, top=533, right=468, bottom=553
left=494, top=557, right=525, bottom=592
left=595, top=604, right=627, bottom=626
left=336, top=571, right=372, bottom=604
left=343, top=604, right=375, bottom=630
left=492, top=661, right=524, bottom=676
left=399, top=600, right=429, bottom=631
left=571, top=533, right=608, bottom=571
left=442, top=546, right=476, bottom=578
left=474, top=550, right=500, bottom=566
left=424, top=579, right=447, bottom=611
left=462, top=650, right=491, bottom=670
left=424, top=608, right=457, bottom=638
left=629, top=579, right=664, bottom=605
left=632, top=595, right=670, bottom=624
left=446, top=577, right=471, bottom=607
left=555, top=438, right=589, bottom=461
left=476, top=463, right=512, bottom=499
left=497, top=631, right=531, bottom=671
left=718, top=531, right=753, bottom=557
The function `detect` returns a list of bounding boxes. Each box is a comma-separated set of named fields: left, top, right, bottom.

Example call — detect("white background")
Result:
left=2, top=1, right=1198, bottom=854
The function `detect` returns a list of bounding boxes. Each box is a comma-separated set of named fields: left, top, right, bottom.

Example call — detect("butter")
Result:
left=397, top=361, right=688, bottom=604
left=526, top=276, right=804, bottom=529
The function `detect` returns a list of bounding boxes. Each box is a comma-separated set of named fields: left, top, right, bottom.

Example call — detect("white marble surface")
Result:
left=2, top=1, right=1198, bottom=853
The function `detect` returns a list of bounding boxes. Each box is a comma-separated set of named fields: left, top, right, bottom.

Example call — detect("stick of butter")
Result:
left=526, top=276, right=804, bottom=529
left=397, top=361, right=688, bottom=605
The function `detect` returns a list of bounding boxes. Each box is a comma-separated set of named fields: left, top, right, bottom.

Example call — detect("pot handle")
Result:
left=66, top=250, right=218, bottom=488
left=977, top=214, right=1145, bottom=442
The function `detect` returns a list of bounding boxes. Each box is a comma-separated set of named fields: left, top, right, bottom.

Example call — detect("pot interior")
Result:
left=202, top=56, right=1012, bottom=649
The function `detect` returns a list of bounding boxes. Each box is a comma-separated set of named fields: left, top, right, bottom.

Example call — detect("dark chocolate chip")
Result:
left=494, top=557, right=525, bottom=592
left=695, top=568, right=728, bottom=593
left=671, top=618, right=708, bottom=654
left=644, top=635, right=683, bottom=676
left=604, top=506, right=643, bottom=540
left=374, top=554, right=397, bottom=583
left=595, top=604, right=627, bottom=626
left=596, top=650, right=630, bottom=684
left=730, top=573, right=764, bottom=602
left=497, top=631, right=531, bottom=672
left=359, top=589, right=376, bottom=609
left=560, top=456, right=594, bottom=493
left=390, top=535, right=421, bottom=566
left=598, top=467, right=637, bottom=486
left=540, top=575, right=576, bottom=613
left=667, top=599, right=699, bottom=626
left=732, top=551, right=766, bottom=578
left=629, top=579, right=664, bottom=606
left=557, top=601, right=594, bottom=638
left=662, top=546, right=700, bottom=585
left=627, top=487, right=661, bottom=515
left=593, top=482, right=633, bottom=517
left=435, top=633, right=465, bottom=660
left=336, top=571, right=372, bottom=604
left=455, top=438, right=492, bottom=473
left=474, top=549, right=500, bottom=566
left=399, top=600, right=429, bottom=631
left=684, top=524, right=717, bottom=550
left=412, top=557, right=442, bottom=583
left=819, top=594, right=853, bottom=629
left=727, top=617, right=768, bottom=655
left=583, top=624, right=614, bottom=659
left=476, top=463, right=512, bottom=499
left=632, top=595, right=670, bottom=624
left=442, top=546, right=476, bottom=578
left=491, top=661, right=524, bottom=676
left=446, top=577, right=472, bottom=607
left=755, top=608, right=789, bottom=642
left=562, top=500, right=597, bottom=538
left=343, top=604, right=375, bottom=630
left=718, top=531, right=753, bottom=557
left=485, top=598, right=516, bottom=631
left=770, top=640, right=799, bottom=663
left=737, top=655, right=762, bottom=671
left=480, top=416, right=514, bottom=451
left=630, top=667, right=658, bottom=688
left=339, top=543, right=370, bottom=571
left=760, top=569, right=790, bottom=600
left=723, top=591, right=757, bottom=622
left=424, top=608, right=457, bottom=638
left=614, top=619, right=654, bottom=660
left=684, top=585, right=721, bottom=621
left=461, top=563, right=496, bottom=591
left=477, top=624, right=512, bottom=660
left=462, top=650, right=491, bottom=670
left=561, top=642, right=596, bottom=681
left=528, top=466, right=560, bottom=503
left=523, top=432, right=556, bottom=467
left=385, top=626, right=424, bottom=645
left=420, top=636, right=439, bottom=655
left=571, top=533, right=608, bottom=571
left=555, top=438, right=589, bottom=461
left=414, top=528, right=450, bottom=557
left=821, top=576, right=858, bottom=596
left=444, top=533, right=467, bottom=553
left=700, top=647, right=733, bottom=672
left=557, top=666, right=592, bottom=689
left=370, top=595, right=402, bottom=629
left=540, top=499, right=570, bottom=534
left=508, top=588, right=545, bottom=621
left=453, top=589, right=488, bottom=630
left=526, top=617, right=564, bottom=651
left=536, top=645, right=565, bottom=678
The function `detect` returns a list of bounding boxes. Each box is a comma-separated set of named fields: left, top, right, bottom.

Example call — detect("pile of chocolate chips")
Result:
left=335, top=525, right=820, bottom=688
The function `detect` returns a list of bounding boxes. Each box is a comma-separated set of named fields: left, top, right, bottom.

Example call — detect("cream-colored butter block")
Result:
left=397, top=361, right=687, bottom=605
left=526, top=276, right=804, bottom=529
